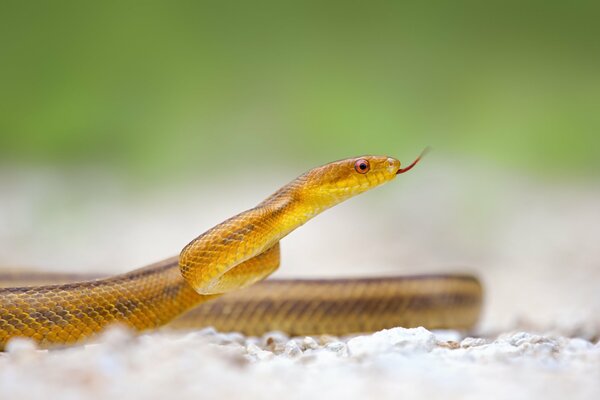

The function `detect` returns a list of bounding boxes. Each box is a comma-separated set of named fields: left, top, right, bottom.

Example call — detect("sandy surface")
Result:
left=0, top=158, right=599, bottom=398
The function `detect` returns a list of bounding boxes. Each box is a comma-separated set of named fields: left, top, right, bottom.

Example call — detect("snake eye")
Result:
left=354, top=159, right=370, bottom=174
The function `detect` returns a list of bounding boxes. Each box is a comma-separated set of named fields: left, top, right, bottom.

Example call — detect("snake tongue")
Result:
left=397, top=147, right=430, bottom=174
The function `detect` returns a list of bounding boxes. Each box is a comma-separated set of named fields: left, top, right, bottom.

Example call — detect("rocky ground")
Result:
left=1, top=327, right=598, bottom=399
left=1, top=158, right=599, bottom=399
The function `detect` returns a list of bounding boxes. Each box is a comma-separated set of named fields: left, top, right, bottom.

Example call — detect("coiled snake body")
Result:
left=0, top=155, right=482, bottom=349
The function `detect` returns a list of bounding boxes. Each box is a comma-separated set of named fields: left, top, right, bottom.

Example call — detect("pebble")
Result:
left=5, top=337, right=38, bottom=355
left=461, top=337, right=489, bottom=348
left=347, top=327, right=437, bottom=357
left=302, top=336, right=319, bottom=350
left=262, top=331, right=289, bottom=353
left=245, top=343, right=274, bottom=361
left=325, top=341, right=347, bottom=355
left=284, top=340, right=303, bottom=358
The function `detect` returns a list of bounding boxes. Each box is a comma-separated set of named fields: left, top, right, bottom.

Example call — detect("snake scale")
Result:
left=0, top=154, right=482, bottom=349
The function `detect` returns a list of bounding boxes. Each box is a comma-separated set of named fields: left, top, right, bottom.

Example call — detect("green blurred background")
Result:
left=1, top=1, right=599, bottom=334
left=1, top=0, right=598, bottom=180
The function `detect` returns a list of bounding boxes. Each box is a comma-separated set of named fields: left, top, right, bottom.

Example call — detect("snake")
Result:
left=0, top=153, right=482, bottom=350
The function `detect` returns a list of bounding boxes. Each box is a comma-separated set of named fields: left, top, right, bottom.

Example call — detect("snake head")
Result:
left=291, top=154, right=418, bottom=212
left=257, top=151, right=427, bottom=218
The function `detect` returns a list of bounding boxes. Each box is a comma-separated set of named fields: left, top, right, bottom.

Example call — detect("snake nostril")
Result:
left=386, top=158, right=397, bottom=173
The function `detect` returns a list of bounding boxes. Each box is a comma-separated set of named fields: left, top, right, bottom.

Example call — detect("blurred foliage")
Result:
left=0, top=0, right=598, bottom=179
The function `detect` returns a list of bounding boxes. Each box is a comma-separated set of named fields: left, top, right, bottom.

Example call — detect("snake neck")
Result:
left=179, top=179, right=337, bottom=295
left=258, top=176, right=340, bottom=222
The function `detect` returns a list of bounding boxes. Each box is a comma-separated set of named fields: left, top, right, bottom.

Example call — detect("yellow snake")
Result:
left=0, top=154, right=482, bottom=349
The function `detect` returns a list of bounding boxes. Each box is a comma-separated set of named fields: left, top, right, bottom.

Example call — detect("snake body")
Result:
left=0, top=155, right=482, bottom=349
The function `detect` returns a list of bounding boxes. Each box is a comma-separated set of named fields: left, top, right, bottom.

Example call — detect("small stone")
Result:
left=461, top=337, right=489, bottom=348
left=348, top=327, right=436, bottom=357
left=325, top=341, right=347, bottom=355
left=98, top=325, right=135, bottom=349
left=432, top=330, right=462, bottom=343
left=262, top=331, right=288, bottom=353
left=302, top=336, right=319, bottom=350
left=246, top=343, right=273, bottom=361
left=5, top=337, right=38, bottom=354
left=438, top=340, right=460, bottom=349
left=196, top=327, right=218, bottom=337
left=219, top=332, right=246, bottom=345
left=284, top=340, right=302, bottom=358
left=318, top=335, right=339, bottom=345
left=565, top=338, right=593, bottom=351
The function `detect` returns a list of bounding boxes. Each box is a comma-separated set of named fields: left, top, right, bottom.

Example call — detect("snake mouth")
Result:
left=397, top=147, right=430, bottom=174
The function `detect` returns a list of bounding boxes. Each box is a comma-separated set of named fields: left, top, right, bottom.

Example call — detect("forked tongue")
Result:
left=397, top=147, right=431, bottom=174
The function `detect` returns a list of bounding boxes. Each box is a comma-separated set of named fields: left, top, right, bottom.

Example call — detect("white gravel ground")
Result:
left=1, top=158, right=599, bottom=399
left=1, top=327, right=598, bottom=400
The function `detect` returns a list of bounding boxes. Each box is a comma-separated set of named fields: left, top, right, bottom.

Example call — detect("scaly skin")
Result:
left=0, top=155, right=482, bottom=349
